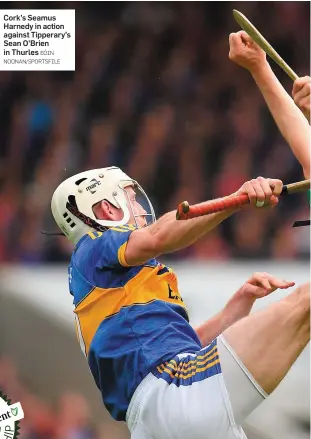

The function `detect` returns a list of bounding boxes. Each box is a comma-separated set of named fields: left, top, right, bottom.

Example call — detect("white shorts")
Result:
left=126, top=336, right=267, bottom=439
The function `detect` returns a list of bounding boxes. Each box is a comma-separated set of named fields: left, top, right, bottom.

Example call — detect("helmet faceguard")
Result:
left=119, top=180, right=155, bottom=228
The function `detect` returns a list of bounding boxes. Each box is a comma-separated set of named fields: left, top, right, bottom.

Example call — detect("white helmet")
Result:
left=51, top=166, right=155, bottom=245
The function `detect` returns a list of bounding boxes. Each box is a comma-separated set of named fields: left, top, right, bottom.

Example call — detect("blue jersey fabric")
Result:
left=69, top=227, right=202, bottom=421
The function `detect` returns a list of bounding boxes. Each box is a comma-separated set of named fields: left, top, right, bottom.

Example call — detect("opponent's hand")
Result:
left=292, top=76, right=311, bottom=121
left=235, top=176, right=283, bottom=208
left=240, top=272, right=295, bottom=299
left=229, top=31, right=267, bottom=73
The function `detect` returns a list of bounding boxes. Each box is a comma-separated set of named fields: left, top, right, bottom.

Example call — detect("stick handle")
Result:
left=176, top=180, right=311, bottom=220
left=282, top=180, right=311, bottom=194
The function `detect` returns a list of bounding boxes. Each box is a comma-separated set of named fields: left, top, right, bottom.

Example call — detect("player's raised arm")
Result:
left=229, top=31, right=311, bottom=179
left=194, top=272, right=295, bottom=347
left=124, top=177, right=282, bottom=265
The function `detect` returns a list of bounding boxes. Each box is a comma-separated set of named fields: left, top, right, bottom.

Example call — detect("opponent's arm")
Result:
left=125, top=177, right=282, bottom=266
left=194, top=273, right=295, bottom=347
left=229, top=31, right=311, bottom=179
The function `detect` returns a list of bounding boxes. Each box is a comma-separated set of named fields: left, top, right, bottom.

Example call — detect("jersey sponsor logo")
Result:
left=168, top=284, right=183, bottom=302
left=86, top=178, right=101, bottom=194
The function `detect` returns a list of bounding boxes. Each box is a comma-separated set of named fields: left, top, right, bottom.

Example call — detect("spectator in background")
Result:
left=55, top=392, right=96, bottom=439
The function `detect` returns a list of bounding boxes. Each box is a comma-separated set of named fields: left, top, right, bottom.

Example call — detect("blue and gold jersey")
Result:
left=69, top=226, right=202, bottom=421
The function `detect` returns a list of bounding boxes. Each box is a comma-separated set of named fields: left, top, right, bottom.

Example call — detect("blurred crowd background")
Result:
left=0, top=357, right=98, bottom=439
left=0, top=1, right=310, bottom=264
left=0, top=2, right=310, bottom=439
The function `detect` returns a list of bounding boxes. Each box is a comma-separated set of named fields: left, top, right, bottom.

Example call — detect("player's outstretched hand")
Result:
left=240, top=272, right=295, bottom=299
left=292, top=76, right=311, bottom=122
left=235, top=176, right=283, bottom=208
left=229, top=30, right=267, bottom=73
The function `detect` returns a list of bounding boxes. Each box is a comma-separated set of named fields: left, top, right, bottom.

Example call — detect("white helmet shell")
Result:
left=51, top=166, right=154, bottom=245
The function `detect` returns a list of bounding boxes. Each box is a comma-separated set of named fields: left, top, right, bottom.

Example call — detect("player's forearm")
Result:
left=149, top=206, right=237, bottom=255
left=251, top=62, right=310, bottom=178
left=195, top=288, right=255, bottom=347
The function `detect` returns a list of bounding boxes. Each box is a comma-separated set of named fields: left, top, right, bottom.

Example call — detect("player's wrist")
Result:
left=249, top=60, right=270, bottom=77
left=221, top=291, right=255, bottom=327
left=232, top=285, right=257, bottom=303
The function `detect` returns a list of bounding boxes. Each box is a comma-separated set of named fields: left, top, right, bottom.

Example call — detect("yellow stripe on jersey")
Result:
left=167, top=358, right=220, bottom=380
left=88, top=225, right=136, bottom=236
left=157, top=352, right=220, bottom=380
left=179, top=351, right=219, bottom=373
left=156, top=345, right=219, bottom=378
left=110, top=227, right=131, bottom=233
left=163, top=351, right=219, bottom=375
left=157, top=364, right=166, bottom=373
left=160, top=345, right=218, bottom=372
left=88, top=231, right=103, bottom=240
left=74, top=266, right=186, bottom=355
left=118, top=224, right=136, bottom=231
left=118, top=242, right=130, bottom=267
left=183, top=357, right=220, bottom=379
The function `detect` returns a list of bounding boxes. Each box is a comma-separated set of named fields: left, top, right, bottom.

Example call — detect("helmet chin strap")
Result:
left=66, top=201, right=108, bottom=232
left=41, top=199, right=109, bottom=237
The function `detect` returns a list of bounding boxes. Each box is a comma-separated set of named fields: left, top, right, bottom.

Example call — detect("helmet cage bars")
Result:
left=119, top=179, right=156, bottom=228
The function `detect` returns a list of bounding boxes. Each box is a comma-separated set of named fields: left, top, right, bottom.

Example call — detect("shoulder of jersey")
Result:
left=87, top=224, right=137, bottom=241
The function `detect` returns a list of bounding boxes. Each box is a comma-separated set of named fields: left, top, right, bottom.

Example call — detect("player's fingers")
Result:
left=268, top=178, right=283, bottom=197
left=297, top=96, right=311, bottom=120
left=279, top=280, right=296, bottom=289
left=268, top=277, right=295, bottom=289
left=246, top=284, right=269, bottom=297
left=296, top=95, right=311, bottom=116
left=292, top=76, right=311, bottom=96
left=300, top=82, right=311, bottom=98
left=231, top=32, right=243, bottom=50
left=258, top=277, right=273, bottom=291
left=261, top=272, right=295, bottom=288
left=293, top=83, right=311, bottom=105
left=268, top=194, right=279, bottom=207
left=238, top=30, right=251, bottom=42
left=299, top=95, right=311, bottom=107
left=257, top=176, right=273, bottom=202
left=258, top=177, right=280, bottom=207
left=250, top=179, right=266, bottom=206
left=242, top=181, right=258, bottom=205
left=252, top=272, right=273, bottom=290
left=238, top=30, right=262, bottom=51
left=229, top=33, right=234, bottom=46
left=229, top=33, right=239, bottom=56
left=292, top=80, right=304, bottom=96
